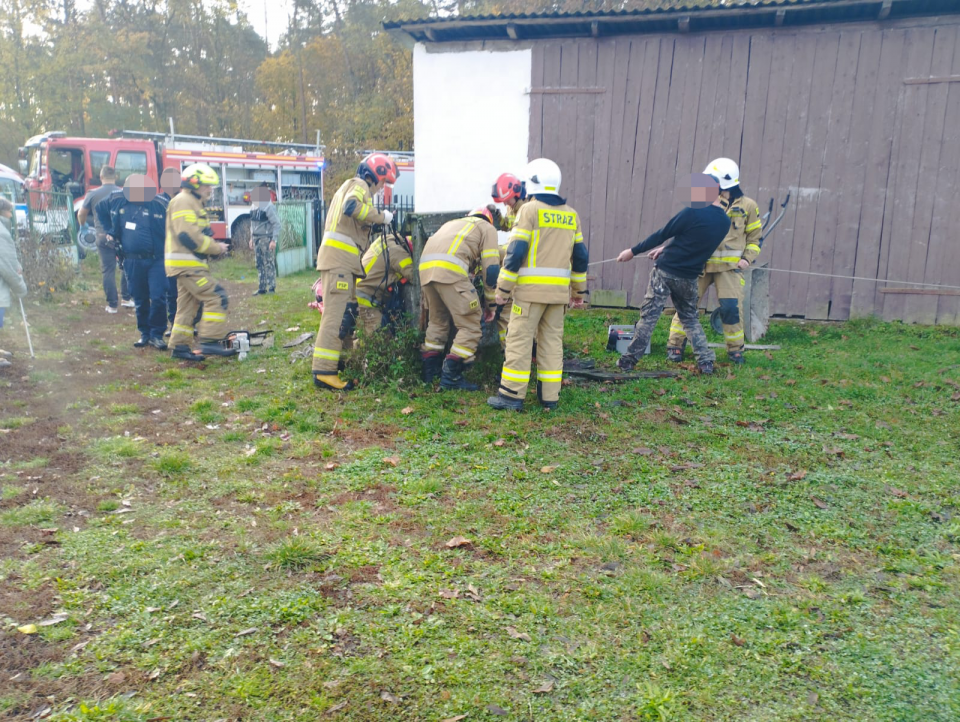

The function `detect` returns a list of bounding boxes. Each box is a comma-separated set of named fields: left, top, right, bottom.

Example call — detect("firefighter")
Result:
left=419, top=205, right=501, bottom=389
left=666, top=158, right=763, bottom=364
left=354, top=231, right=415, bottom=339
left=312, top=153, right=398, bottom=390
left=165, top=163, right=232, bottom=362
left=491, top=172, right=529, bottom=348
left=487, top=158, right=589, bottom=412
left=97, top=174, right=169, bottom=350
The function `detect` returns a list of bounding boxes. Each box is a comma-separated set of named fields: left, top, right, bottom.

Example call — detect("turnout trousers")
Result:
left=667, top=269, right=746, bottom=352
left=312, top=269, right=355, bottom=375
left=168, top=271, right=228, bottom=347
left=622, top=267, right=715, bottom=367
left=498, top=301, right=565, bottom=403
left=420, top=278, right=482, bottom=362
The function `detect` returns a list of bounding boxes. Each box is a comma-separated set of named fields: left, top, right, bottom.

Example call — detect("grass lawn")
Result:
left=1, top=254, right=958, bottom=721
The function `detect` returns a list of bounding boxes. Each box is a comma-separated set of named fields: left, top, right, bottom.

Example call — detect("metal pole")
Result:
left=18, top=297, right=34, bottom=358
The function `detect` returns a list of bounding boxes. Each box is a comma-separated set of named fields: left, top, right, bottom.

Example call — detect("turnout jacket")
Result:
left=316, top=177, right=387, bottom=277
left=497, top=196, right=588, bottom=305
left=356, top=236, right=415, bottom=307
left=419, top=215, right=500, bottom=306
left=706, top=196, right=763, bottom=273
left=164, top=189, right=223, bottom=277
left=498, top=198, right=529, bottom=233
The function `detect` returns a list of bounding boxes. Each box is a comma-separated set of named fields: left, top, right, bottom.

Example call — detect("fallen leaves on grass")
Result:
left=506, top=626, right=532, bottom=642
left=880, top=376, right=891, bottom=383
left=17, top=624, right=38, bottom=634
left=493, top=438, right=505, bottom=447
left=730, top=633, right=745, bottom=647
left=401, top=407, right=414, bottom=415
left=234, top=627, right=258, bottom=638
left=382, top=456, right=400, bottom=467
left=823, top=446, right=845, bottom=457
left=441, top=716, right=468, bottom=722
left=633, top=447, right=654, bottom=455
left=380, top=691, right=401, bottom=703
left=486, top=704, right=509, bottom=716
left=886, top=486, right=908, bottom=498
left=787, top=470, right=808, bottom=481
left=326, top=701, right=348, bottom=714
left=533, top=680, right=555, bottom=694
left=540, top=465, right=558, bottom=473
left=324, top=462, right=340, bottom=471
left=445, top=536, right=472, bottom=549
left=811, top=496, right=829, bottom=510
left=439, top=589, right=459, bottom=599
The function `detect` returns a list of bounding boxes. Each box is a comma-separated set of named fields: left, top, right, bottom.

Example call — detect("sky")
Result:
left=242, top=0, right=292, bottom=50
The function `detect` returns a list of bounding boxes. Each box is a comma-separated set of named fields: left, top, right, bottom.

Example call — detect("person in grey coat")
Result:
left=248, top=184, right=282, bottom=295
left=0, top=198, right=28, bottom=367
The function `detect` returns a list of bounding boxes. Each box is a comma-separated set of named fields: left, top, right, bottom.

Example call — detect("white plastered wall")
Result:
left=413, top=43, right=531, bottom=213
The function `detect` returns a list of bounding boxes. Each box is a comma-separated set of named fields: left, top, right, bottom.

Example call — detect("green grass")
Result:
left=0, top=415, right=34, bottom=429
left=3, top=260, right=958, bottom=722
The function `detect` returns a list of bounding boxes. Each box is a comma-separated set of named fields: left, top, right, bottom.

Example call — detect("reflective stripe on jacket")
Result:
left=706, top=196, right=763, bottom=272
left=165, top=190, right=221, bottom=277
left=497, top=199, right=589, bottom=305
left=418, top=215, right=500, bottom=305
left=316, top=177, right=386, bottom=276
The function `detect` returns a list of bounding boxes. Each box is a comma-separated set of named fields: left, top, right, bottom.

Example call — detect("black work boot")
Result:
left=440, top=357, right=479, bottom=391
left=421, top=352, right=443, bottom=384
left=172, top=345, right=205, bottom=362
left=727, top=350, right=745, bottom=365
left=134, top=336, right=148, bottom=348
left=487, top=392, right=523, bottom=412
left=698, top=361, right=715, bottom=375
left=147, top=337, right=168, bottom=351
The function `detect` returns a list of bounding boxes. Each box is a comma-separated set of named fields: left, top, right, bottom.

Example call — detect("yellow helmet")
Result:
left=181, top=163, right=220, bottom=189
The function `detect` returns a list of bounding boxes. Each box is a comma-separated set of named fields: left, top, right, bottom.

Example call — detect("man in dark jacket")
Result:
left=615, top=173, right=731, bottom=375
left=248, top=184, right=282, bottom=296
left=78, top=166, right=133, bottom=313
left=97, top=174, right=169, bottom=349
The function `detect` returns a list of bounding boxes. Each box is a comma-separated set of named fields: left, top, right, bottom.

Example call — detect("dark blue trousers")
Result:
left=125, top=258, right=168, bottom=340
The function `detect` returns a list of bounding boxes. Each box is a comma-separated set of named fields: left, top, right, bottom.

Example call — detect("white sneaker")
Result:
left=120, top=299, right=135, bottom=308
left=105, top=305, right=118, bottom=314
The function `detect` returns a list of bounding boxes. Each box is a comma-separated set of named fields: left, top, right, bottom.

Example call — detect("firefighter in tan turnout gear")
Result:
left=491, top=172, right=529, bottom=348
left=165, top=163, right=231, bottom=362
left=354, top=232, right=415, bottom=338
left=488, top=158, right=589, bottom=412
left=666, top=158, right=763, bottom=364
left=311, top=153, right=398, bottom=390
left=418, top=205, right=501, bottom=390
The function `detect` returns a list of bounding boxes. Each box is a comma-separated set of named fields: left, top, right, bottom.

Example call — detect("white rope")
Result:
left=585, top=257, right=960, bottom=291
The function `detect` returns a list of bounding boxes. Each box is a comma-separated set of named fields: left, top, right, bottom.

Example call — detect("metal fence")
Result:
left=23, top=190, right=80, bottom=265
left=274, top=200, right=315, bottom=277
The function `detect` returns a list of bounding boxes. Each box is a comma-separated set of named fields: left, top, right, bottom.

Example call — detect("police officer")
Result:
left=419, top=206, right=501, bottom=389
left=354, top=231, right=415, bottom=339
left=97, top=174, right=169, bottom=350
left=165, top=163, right=231, bottom=362
left=487, top=159, right=588, bottom=412
left=491, top=172, right=529, bottom=348
left=665, top=158, right=763, bottom=365
left=249, top=184, right=282, bottom=296
left=312, top=153, right=398, bottom=390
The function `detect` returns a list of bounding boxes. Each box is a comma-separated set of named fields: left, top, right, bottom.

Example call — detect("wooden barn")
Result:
left=387, top=0, right=960, bottom=324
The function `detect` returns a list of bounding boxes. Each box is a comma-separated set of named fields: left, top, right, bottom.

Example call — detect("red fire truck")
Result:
left=19, top=129, right=325, bottom=250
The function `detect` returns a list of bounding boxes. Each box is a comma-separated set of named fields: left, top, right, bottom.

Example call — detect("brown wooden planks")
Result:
left=903, top=27, right=956, bottom=324
left=540, top=43, right=563, bottom=163
left=770, top=33, right=817, bottom=316
left=601, top=39, right=635, bottom=294
left=850, top=29, right=907, bottom=319
left=786, top=32, right=841, bottom=318
left=674, top=36, right=708, bottom=190
left=528, top=45, right=545, bottom=160
left=588, top=40, right=617, bottom=280
left=557, top=41, right=580, bottom=207
left=878, top=27, right=936, bottom=322
left=935, top=39, right=960, bottom=324
left=691, top=35, right=725, bottom=192
left=738, top=35, right=773, bottom=198
left=573, top=41, right=599, bottom=260
left=754, top=33, right=794, bottom=306
left=829, top=30, right=882, bottom=320
left=805, top=31, right=863, bottom=320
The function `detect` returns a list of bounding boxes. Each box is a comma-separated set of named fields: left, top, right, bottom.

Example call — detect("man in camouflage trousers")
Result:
left=249, top=185, right=282, bottom=296
left=616, top=172, right=731, bottom=374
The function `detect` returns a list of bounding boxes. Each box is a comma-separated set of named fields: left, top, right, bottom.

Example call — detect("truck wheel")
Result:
left=77, top=227, right=97, bottom=254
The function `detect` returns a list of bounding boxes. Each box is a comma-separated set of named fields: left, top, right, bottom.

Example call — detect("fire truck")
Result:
left=19, top=129, right=325, bottom=250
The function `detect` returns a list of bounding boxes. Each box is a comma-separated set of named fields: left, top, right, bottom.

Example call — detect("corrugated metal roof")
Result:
left=384, top=0, right=959, bottom=43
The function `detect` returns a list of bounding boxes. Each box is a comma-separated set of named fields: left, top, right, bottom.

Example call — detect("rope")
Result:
left=585, top=257, right=960, bottom=291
